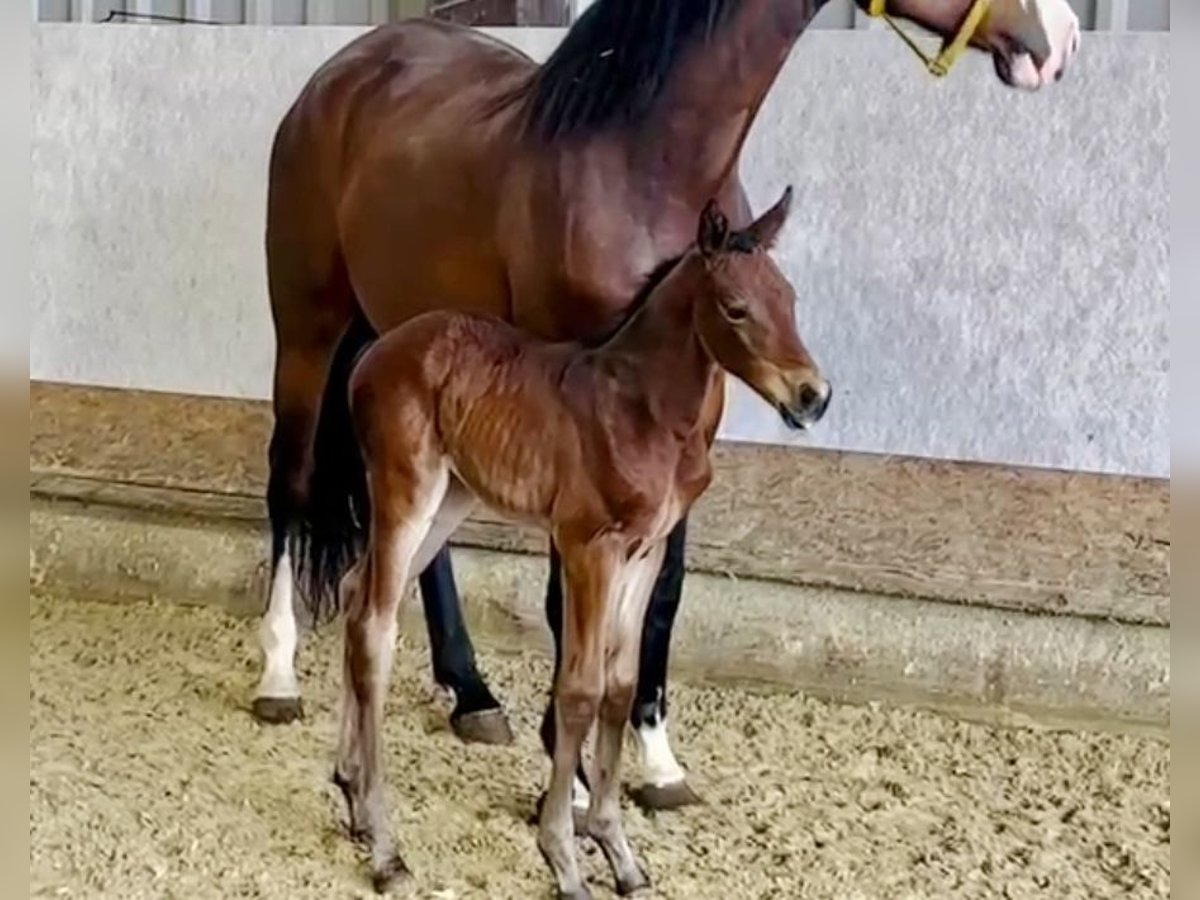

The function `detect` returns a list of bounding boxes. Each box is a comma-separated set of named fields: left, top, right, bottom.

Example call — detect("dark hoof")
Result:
left=533, top=791, right=589, bottom=833
left=450, top=708, right=514, bottom=745
left=252, top=695, right=304, bottom=724
left=616, top=867, right=651, bottom=897
left=630, top=780, right=703, bottom=812
left=371, top=852, right=411, bottom=894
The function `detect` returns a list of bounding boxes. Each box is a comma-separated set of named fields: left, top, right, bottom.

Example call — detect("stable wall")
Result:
left=30, top=25, right=1169, bottom=477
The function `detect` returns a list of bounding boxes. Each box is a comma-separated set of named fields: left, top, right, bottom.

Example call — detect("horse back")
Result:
left=270, top=20, right=536, bottom=334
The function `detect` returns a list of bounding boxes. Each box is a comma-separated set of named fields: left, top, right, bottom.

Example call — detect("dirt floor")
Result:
left=30, top=591, right=1169, bottom=900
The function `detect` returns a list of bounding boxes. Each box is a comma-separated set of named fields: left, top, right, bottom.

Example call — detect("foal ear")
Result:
left=745, top=185, right=794, bottom=249
left=697, top=199, right=730, bottom=258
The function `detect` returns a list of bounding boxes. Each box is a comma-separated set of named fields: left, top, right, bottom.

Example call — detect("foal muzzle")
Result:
left=778, top=378, right=832, bottom=431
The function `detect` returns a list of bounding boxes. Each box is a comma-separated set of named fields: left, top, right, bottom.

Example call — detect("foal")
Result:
left=331, top=187, right=829, bottom=897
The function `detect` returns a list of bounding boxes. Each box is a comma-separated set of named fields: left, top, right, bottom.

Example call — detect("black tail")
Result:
left=293, top=311, right=377, bottom=625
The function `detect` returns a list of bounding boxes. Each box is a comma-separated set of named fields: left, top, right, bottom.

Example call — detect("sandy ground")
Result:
left=31, top=591, right=1169, bottom=900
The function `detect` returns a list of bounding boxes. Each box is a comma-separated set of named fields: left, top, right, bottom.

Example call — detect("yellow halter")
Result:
left=867, top=0, right=992, bottom=78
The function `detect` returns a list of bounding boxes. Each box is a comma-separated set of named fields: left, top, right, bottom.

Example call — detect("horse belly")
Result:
left=443, top=401, right=561, bottom=523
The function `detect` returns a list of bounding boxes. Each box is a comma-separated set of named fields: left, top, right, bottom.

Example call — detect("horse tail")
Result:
left=294, top=310, right=377, bottom=625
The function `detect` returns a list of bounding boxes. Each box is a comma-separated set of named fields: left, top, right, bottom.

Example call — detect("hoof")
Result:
left=616, top=867, right=651, bottom=897
left=450, top=708, right=514, bottom=745
left=533, top=791, right=589, bottom=833
left=252, top=695, right=304, bottom=724
left=630, top=780, right=702, bottom=812
left=370, top=852, right=411, bottom=894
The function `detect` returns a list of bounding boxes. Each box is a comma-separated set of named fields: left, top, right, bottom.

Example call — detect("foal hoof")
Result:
left=558, top=886, right=592, bottom=900
left=533, top=791, right=589, bottom=833
left=450, top=708, right=514, bottom=745
left=370, top=852, right=411, bottom=894
left=630, top=780, right=702, bottom=812
left=251, top=695, right=304, bottom=724
left=616, top=866, right=651, bottom=897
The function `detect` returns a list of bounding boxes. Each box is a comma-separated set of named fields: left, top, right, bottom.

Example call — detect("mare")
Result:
left=258, top=0, right=1083, bottom=812
left=317, top=190, right=827, bottom=896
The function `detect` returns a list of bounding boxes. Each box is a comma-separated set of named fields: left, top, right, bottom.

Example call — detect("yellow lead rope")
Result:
left=867, top=0, right=992, bottom=78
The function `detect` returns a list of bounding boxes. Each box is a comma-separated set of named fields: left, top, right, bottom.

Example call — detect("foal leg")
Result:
left=333, top=562, right=369, bottom=841
left=588, top=546, right=664, bottom=896
left=630, top=517, right=700, bottom=810
left=538, top=542, right=593, bottom=829
left=539, top=546, right=609, bottom=899
left=338, top=467, right=448, bottom=891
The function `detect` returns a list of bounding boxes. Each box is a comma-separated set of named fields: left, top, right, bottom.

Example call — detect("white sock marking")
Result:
left=256, top=551, right=300, bottom=699
left=636, top=718, right=687, bottom=787
left=572, top=775, right=591, bottom=811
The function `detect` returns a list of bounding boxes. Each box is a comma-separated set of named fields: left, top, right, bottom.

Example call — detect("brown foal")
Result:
left=329, top=188, right=827, bottom=897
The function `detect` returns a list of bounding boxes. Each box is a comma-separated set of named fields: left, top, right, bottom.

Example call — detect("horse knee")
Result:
left=556, top=684, right=602, bottom=732
left=339, top=565, right=365, bottom=615
left=342, top=593, right=377, bottom=657
left=601, top=671, right=637, bottom=724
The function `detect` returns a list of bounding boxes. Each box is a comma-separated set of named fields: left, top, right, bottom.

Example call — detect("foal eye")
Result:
left=722, top=304, right=749, bottom=323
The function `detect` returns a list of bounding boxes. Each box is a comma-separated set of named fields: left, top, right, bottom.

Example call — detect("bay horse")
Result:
left=257, top=0, right=1082, bottom=811
left=320, top=190, right=825, bottom=896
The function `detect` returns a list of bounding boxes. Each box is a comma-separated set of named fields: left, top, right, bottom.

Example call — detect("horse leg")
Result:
left=418, top=548, right=513, bottom=745
left=255, top=151, right=358, bottom=723
left=255, top=514, right=303, bottom=723
left=588, top=545, right=663, bottom=897
left=405, top=481, right=513, bottom=743
left=337, top=464, right=449, bottom=891
left=537, top=541, right=595, bottom=830
left=629, top=516, right=700, bottom=810
left=256, top=326, right=350, bottom=724
left=538, top=544, right=607, bottom=900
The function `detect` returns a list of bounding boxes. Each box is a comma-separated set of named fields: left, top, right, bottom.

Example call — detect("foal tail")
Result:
left=294, top=310, right=376, bottom=625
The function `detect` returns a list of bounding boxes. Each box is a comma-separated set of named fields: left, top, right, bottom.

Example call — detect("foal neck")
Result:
left=592, top=261, right=716, bottom=437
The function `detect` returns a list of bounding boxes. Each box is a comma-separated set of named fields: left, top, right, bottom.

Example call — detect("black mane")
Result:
left=523, top=0, right=739, bottom=143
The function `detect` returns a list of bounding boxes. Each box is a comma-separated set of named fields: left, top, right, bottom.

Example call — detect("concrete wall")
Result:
left=30, top=25, right=1169, bottom=477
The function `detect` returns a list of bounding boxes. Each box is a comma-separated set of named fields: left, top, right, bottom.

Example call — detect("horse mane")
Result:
left=521, top=0, right=739, bottom=143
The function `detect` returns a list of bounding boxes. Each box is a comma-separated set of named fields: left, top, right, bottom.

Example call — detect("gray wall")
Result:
left=30, top=25, right=1169, bottom=477
left=31, top=0, right=1172, bottom=30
